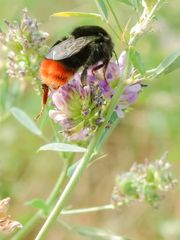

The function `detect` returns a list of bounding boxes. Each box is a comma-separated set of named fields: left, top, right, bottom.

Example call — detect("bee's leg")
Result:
left=92, top=63, right=104, bottom=75
left=35, top=84, right=49, bottom=120
left=81, top=47, right=99, bottom=86
left=81, top=67, right=88, bottom=86
left=91, top=60, right=109, bottom=85
left=102, top=60, right=109, bottom=85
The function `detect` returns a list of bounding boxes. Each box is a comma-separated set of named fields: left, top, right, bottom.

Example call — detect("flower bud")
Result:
left=112, top=153, right=177, bottom=207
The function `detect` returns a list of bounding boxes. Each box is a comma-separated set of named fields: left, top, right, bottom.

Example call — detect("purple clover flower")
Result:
left=49, top=77, right=103, bottom=141
left=49, top=51, right=142, bottom=141
left=116, top=82, right=142, bottom=118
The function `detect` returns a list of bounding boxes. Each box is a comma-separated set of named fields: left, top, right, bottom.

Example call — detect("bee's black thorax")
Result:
left=60, top=26, right=113, bottom=71
left=49, top=25, right=114, bottom=83
left=60, top=45, right=91, bottom=70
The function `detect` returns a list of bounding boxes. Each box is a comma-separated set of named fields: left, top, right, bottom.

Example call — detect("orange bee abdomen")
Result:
left=40, top=59, right=75, bottom=89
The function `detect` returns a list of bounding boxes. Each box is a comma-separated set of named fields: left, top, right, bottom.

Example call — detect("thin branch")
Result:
left=61, top=204, right=115, bottom=215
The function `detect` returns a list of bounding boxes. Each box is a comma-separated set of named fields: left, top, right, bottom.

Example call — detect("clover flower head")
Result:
left=49, top=74, right=106, bottom=141
left=0, top=198, right=22, bottom=233
left=49, top=52, right=142, bottom=141
left=0, top=9, right=48, bottom=89
left=111, top=153, right=177, bottom=208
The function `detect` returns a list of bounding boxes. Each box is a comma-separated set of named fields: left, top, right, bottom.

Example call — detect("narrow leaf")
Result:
left=129, top=46, right=145, bottom=75
left=116, top=0, right=141, bottom=9
left=75, top=225, right=129, bottom=240
left=131, top=0, right=141, bottom=9
left=94, top=0, right=108, bottom=20
left=155, top=49, right=180, bottom=76
left=10, top=107, right=42, bottom=136
left=26, top=199, right=48, bottom=213
left=117, top=0, right=133, bottom=6
left=38, top=143, right=86, bottom=153
left=51, top=12, right=103, bottom=20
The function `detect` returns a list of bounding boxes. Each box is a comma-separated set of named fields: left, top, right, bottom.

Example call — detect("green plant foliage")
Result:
left=94, top=0, right=108, bottom=21
left=10, top=107, right=42, bottom=137
left=116, top=0, right=141, bottom=10
left=129, top=46, right=146, bottom=75
left=74, top=225, right=129, bottom=240
left=155, top=49, right=180, bottom=76
left=51, top=11, right=103, bottom=20
left=26, top=198, right=49, bottom=214
left=38, top=143, right=87, bottom=153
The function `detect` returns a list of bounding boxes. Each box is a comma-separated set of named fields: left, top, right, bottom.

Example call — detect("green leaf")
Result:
left=38, top=143, right=87, bottom=153
left=129, top=46, right=145, bottom=75
left=94, top=0, right=108, bottom=21
left=155, top=49, right=180, bottom=76
left=26, top=198, right=48, bottom=214
left=116, top=0, right=131, bottom=6
left=116, top=0, right=141, bottom=10
left=51, top=11, right=103, bottom=20
left=74, top=226, right=129, bottom=240
left=10, top=107, right=42, bottom=136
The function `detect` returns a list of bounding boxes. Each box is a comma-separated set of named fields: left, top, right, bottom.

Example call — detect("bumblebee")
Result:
left=37, top=25, right=114, bottom=119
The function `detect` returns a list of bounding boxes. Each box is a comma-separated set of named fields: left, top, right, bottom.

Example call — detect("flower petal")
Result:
left=125, top=83, right=141, bottom=93
left=49, top=110, right=66, bottom=122
left=52, top=91, right=65, bottom=110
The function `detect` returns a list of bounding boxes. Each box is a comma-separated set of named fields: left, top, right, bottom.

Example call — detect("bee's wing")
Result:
left=46, top=36, right=97, bottom=60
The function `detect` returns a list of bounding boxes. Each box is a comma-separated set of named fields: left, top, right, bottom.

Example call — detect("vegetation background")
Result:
left=0, top=0, right=180, bottom=239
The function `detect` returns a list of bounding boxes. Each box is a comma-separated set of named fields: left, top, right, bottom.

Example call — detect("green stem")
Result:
left=35, top=77, right=126, bottom=239
left=12, top=213, right=40, bottom=240
left=61, top=204, right=115, bottom=215
left=106, top=0, right=123, bottom=34
left=107, top=23, right=121, bottom=41
left=12, top=158, right=69, bottom=240
left=12, top=104, right=76, bottom=240
left=35, top=2, right=166, bottom=238
left=129, top=0, right=163, bottom=45
left=95, top=113, right=120, bottom=153
left=94, top=0, right=121, bottom=41
left=47, top=160, right=69, bottom=206
left=29, top=2, right=164, bottom=238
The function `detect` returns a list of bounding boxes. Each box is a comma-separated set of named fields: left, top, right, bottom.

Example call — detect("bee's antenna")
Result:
left=113, top=50, right=119, bottom=65
left=34, top=84, right=49, bottom=121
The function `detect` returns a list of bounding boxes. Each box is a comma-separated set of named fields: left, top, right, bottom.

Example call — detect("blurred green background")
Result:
left=0, top=0, right=180, bottom=239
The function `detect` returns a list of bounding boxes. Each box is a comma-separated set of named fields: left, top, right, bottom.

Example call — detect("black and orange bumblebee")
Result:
left=36, top=25, right=114, bottom=119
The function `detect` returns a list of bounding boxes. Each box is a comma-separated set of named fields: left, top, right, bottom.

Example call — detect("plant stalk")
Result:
left=35, top=78, right=126, bottom=240
left=33, top=2, right=163, bottom=239
left=106, top=0, right=123, bottom=34
left=61, top=204, right=115, bottom=215
left=12, top=159, right=69, bottom=240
